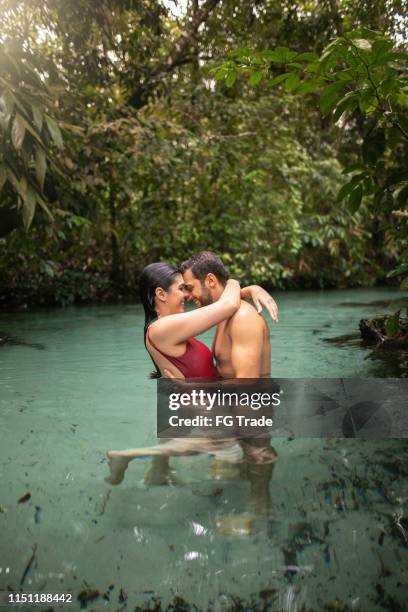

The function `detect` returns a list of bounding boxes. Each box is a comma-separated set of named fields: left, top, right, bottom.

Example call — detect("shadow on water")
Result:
left=337, top=299, right=394, bottom=308
left=0, top=332, right=45, bottom=350
left=323, top=335, right=408, bottom=378
left=337, top=297, right=408, bottom=309
left=365, top=349, right=408, bottom=378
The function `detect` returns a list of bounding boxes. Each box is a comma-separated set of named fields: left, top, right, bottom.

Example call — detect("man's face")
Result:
left=182, top=268, right=213, bottom=307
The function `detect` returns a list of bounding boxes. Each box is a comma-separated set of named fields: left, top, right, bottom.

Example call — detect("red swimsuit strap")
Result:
left=146, top=326, right=217, bottom=378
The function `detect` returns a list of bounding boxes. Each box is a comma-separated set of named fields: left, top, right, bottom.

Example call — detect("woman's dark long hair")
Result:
left=139, top=262, right=180, bottom=378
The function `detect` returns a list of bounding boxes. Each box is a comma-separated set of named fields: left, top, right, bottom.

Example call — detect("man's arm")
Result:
left=230, top=306, right=264, bottom=378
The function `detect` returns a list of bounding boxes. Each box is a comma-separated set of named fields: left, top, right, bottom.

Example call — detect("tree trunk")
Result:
left=109, top=199, right=121, bottom=285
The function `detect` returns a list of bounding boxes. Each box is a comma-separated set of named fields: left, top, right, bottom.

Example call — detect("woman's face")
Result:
left=165, top=274, right=190, bottom=314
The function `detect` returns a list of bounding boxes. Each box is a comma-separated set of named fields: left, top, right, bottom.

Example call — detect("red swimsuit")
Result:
left=147, top=327, right=218, bottom=378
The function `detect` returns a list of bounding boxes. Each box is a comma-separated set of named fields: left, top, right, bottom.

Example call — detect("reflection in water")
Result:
left=107, top=437, right=277, bottom=536
left=0, top=289, right=407, bottom=609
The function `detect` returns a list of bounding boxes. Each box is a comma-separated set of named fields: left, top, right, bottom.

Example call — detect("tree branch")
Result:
left=127, top=0, right=221, bottom=109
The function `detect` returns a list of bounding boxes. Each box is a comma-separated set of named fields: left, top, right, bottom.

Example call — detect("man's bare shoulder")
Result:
left=229, top=300, right=265, bottom=333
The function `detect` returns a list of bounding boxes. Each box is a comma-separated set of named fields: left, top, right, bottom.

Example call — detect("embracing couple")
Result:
left=107, top=251, right=278, bottom=522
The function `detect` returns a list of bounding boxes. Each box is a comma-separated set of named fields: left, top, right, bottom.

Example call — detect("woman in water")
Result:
left=106, top=262, right=276, bottom=485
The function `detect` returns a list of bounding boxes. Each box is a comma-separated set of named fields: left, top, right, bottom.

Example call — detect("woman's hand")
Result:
left=241, top=285, right=278, bottom=322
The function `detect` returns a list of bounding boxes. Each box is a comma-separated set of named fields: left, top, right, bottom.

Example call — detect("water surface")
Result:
left=0, top=288, right=407, bottom=610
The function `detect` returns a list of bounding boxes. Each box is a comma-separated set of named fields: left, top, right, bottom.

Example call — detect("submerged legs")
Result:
left=105, top=438, right=243, bottom=485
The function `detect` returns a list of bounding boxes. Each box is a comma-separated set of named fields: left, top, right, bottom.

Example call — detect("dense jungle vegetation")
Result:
left=0, top=0, right=407, bottom=308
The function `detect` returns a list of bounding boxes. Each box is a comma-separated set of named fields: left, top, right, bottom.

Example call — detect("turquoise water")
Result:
left=0, top=288, right=407, bottom=610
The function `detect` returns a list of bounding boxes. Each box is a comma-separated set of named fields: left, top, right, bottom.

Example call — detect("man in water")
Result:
left=178, top=251, right=278, bottom=530
left=107, top=252, right=278, bottom=530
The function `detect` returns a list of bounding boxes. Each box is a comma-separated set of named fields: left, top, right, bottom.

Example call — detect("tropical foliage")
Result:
left=213, top=29, right=408, bottom=286
left=0, top=44, right=68, bottom=234
left=0, top=0, right=407, bottom=306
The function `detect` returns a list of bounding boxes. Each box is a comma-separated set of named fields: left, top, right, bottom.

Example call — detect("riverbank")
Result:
left=0, top=270, right=401, bottom=312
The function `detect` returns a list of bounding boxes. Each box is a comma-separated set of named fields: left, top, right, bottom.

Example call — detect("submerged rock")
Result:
left=359, top=311, right=408, bottom=349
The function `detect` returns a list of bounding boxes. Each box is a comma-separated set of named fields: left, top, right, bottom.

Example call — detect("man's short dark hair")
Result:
left=179, top=251, right=229, bottom=286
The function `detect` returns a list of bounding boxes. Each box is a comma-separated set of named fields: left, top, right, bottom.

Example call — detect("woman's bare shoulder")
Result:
left=148, top=315, right=179, bottom=341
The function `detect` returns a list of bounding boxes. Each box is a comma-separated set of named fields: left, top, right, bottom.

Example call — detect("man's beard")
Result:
left=199, top=284, right=213, bottom=306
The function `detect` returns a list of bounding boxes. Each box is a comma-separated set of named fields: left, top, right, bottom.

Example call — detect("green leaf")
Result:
left=32, top=107, right=43, bottom=131
left=13, top=112, right=45, bottom=147
left=296, top=52, right=319, bottom=62
left=249, top=71, right=263, bottom=86
left=22, top=186, right=37, bottom=230
left=336, top=69, right=354, bottom=82
left=18, top=176, right=28, bottom=198
left=244, top=169, right=267, bottom=181
left=388, top=263, right=408, bottom=278
left=337, top=181, right=355, bottom=202
left=11, top=113, right=26, bottom=149
left=213, top=69, right=228, bottom=81
left=379, top=75, right=399, bottom=97
left=349, top=172, right=369, bottom=186
left=358, top=92, right=378, bottom=114
left=274, top=47, right=298, bottom=63
left=383, top=52, right=408, bottom=62
left=348, top=184, right=363, bottom=212
left=45, top=115, right=63, bottom=149
left=342, top=164, right=367, bottom=174
left=351, top=39, right=372, bottom=51
left=3, top=52, right=22, bottom=78
left=385, top=311, right=400, bottom=337
left=0, top=89, right=15, bottom=116
left=225, top=71, right=237, bottom=87
left=35, top=146, right=47, bottom=191
left=304, top=62, right=320, bottom=74
left=372, top=39, right=394, bottom=62
left=344, top=29, right=380, bottom=41
left=332, top=92, right=359, bottom=121
left=43, top=261, right=56, bottom=277
left=296, top=79, right=323, bottom=95
left=284, top=73, right=300, bottom=91
left=36, top=195, right=53, bottom=220
left=259, top=47, right=297, bottom=64
left=320, top=82, right=346, bottom=115
left=257, top=49, right=279, bottom=61
left=6, top=166, right=19, bottom=192
left=363, top=177, right=375, bottom=194
left=267, top=73, right=291, bottom=87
